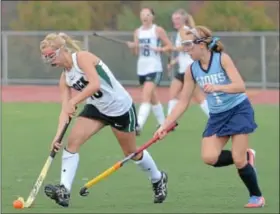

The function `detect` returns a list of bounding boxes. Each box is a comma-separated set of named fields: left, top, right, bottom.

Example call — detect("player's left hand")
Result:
left=203, top=84, right=218, bottom=93
left=154, top=126, right=167, bottom=140
left=64, top=100, right=77, bottom=117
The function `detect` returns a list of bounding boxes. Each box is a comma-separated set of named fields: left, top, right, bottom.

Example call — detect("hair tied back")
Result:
left=208, top=37, right=220, bottom=49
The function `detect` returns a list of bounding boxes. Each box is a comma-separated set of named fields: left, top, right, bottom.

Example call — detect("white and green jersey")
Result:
left=65, top=53, right=132, bottom=116
left=137, top=24, right=163, bottom=75
left=175, top=26, right=193, bottom=74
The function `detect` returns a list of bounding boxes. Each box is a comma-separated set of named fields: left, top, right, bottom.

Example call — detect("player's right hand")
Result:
left=126, top=41, right=136, bottom=48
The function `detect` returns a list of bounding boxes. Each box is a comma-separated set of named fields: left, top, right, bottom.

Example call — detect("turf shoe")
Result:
left=44, top=184, right=70, bottom=207
left=244, top=196, right=265, bottom=208
left=152, top=171, right=168, bottom=203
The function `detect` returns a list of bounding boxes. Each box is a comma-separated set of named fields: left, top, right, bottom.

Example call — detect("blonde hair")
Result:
left=173, top=9, right=195, bottom=28
left=40, top=32, right=81, bottom=53
left=186, top=25, right=224, bottom=52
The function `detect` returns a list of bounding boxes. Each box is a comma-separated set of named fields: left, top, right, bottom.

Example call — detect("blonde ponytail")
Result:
left=40, top=32, right=82, bottom=53
left=58, top=32, right=81, bottom=52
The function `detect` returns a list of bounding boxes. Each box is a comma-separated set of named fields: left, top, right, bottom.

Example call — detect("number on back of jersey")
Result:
left=72, top=77, right=103, bottom=99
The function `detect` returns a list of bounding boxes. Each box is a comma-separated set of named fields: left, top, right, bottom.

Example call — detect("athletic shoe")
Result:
left=152, top=171, right=168, bottom=203
left=245, top=196, right=265, bottom=208
left=44, top=184, right=70, bottom=207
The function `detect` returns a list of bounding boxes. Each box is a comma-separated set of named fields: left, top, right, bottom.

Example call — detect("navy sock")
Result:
left=238, top=163, right=262, bottom=197
left=213, top=150, right=234, bottom=167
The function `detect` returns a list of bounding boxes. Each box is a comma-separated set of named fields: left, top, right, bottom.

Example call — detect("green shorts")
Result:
left=138, top=72, right=162, bottom=86
left=79, top=104, right=137, bottom=132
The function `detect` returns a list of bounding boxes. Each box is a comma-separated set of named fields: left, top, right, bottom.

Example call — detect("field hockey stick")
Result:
left=93, top=32, right=128, bottom=45
left=79, top=122, right=178, bottom=197
left=23, top=118, right=72, bottom=208
left=93, top=32, right=150, bottom=49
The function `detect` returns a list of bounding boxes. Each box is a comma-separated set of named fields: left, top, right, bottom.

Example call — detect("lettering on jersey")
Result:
left=139, top=38, right=151, bottom=57
left=196, top=72, right=226, bottom=88
left=72, top=77, right=103, bottom=99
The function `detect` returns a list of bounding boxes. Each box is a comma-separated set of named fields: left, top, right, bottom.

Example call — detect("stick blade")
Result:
left=80, top=187, right=89, bottom=197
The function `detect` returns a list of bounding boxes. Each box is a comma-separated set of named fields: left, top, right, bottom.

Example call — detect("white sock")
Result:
left=60, top=149, right=79, bottom=191
left=200, top=99, right=210, bottom=117
left=152, top=103, right=165, bottom=126
left=167, top=99, right=178, bottom=115
left=134, top=150, right=162, bottom=183
left=137, top=102, right=151, bottom=129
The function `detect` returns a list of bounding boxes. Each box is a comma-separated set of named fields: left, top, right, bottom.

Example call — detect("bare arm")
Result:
left=168, top=56, right=179, bottom=66
left=70, top=51, right=101, bottom=106
left=132, top=29, right=139, bottom=55
left=172, top=46, right=184, bottom=52
left=54, top=72, right=72, bottom=139
left=161, top=66, right=196, bottom=129
left=127, top=29, right=139, bottom=56
left=156, top=26, right=172, bottom=53
left=216, top=53, right=246, bottom=93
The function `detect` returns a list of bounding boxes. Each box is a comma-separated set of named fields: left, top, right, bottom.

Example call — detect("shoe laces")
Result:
left=56, top=185, right=69, bottom=199
left=153, top=179, right=164, bottom=196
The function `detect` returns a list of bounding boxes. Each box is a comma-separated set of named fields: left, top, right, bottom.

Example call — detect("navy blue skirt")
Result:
left=203, top=98, right=257, bottom=137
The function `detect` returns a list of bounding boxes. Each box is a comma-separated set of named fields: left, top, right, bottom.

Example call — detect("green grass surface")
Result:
left=2, top=103, right=279, bottom=213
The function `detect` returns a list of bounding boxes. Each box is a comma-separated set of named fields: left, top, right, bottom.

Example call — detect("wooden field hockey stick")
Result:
left=23, top=118, right=72, bottom=208
left=79, top=122, right=178, bottom=197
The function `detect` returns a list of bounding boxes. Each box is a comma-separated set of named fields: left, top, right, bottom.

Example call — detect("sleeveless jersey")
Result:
left=65, top=53, right=132, bottom=116
left=191, top=52, right=247, bottom=114
left=137, top=24, right=163, bottom=75
left=175, top=26, right=194, bottom=74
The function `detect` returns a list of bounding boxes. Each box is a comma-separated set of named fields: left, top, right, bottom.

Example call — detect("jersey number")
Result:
left=72, top=77, right=103, bottom=100
left=91, top=91, right=103, bottom=100
left=213, top=93, right=222, bottom=104
left=142, top=45, right=150, bottom=57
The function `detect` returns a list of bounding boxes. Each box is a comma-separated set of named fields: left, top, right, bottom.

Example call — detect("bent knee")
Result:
left=67, top=133, right=85, bottom=153
left=201, top=153, right=219, bottom=166
left=232, top=153, right=247, bottom=169
left=122, top=149, right=142, bottom=161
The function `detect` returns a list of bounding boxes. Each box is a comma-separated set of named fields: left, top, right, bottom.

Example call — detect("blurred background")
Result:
left=1, top=1, right=279, bottom=88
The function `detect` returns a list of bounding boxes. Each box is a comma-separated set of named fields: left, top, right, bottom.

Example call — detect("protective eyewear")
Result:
left=41, top=48, right=60, bottom=64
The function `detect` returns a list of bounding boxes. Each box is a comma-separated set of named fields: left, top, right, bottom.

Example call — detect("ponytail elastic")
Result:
left=208, top=37, right=220, bottom=49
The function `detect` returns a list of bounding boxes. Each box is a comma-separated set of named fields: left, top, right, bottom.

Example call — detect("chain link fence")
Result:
left=1, top=31, right=279, bottom=88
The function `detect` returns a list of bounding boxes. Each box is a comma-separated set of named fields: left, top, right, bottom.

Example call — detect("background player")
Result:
left=40, top=32, right=168, bottom=207
left=167, top=9, right=209, bottom=117
left=154, top=26, right=265, bottom=208
left=127, top=8, right=172, bottom=135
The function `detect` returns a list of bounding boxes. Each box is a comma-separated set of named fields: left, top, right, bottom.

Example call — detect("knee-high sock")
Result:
left=152, top=103, right=165, bottom=125
left=60, top=149, right=79, bottom=191
left=167, top=99, right=178, bottom=115
left=137, top=103, right=151, bottom=129
left=134, top=150, right=162, bottom=183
